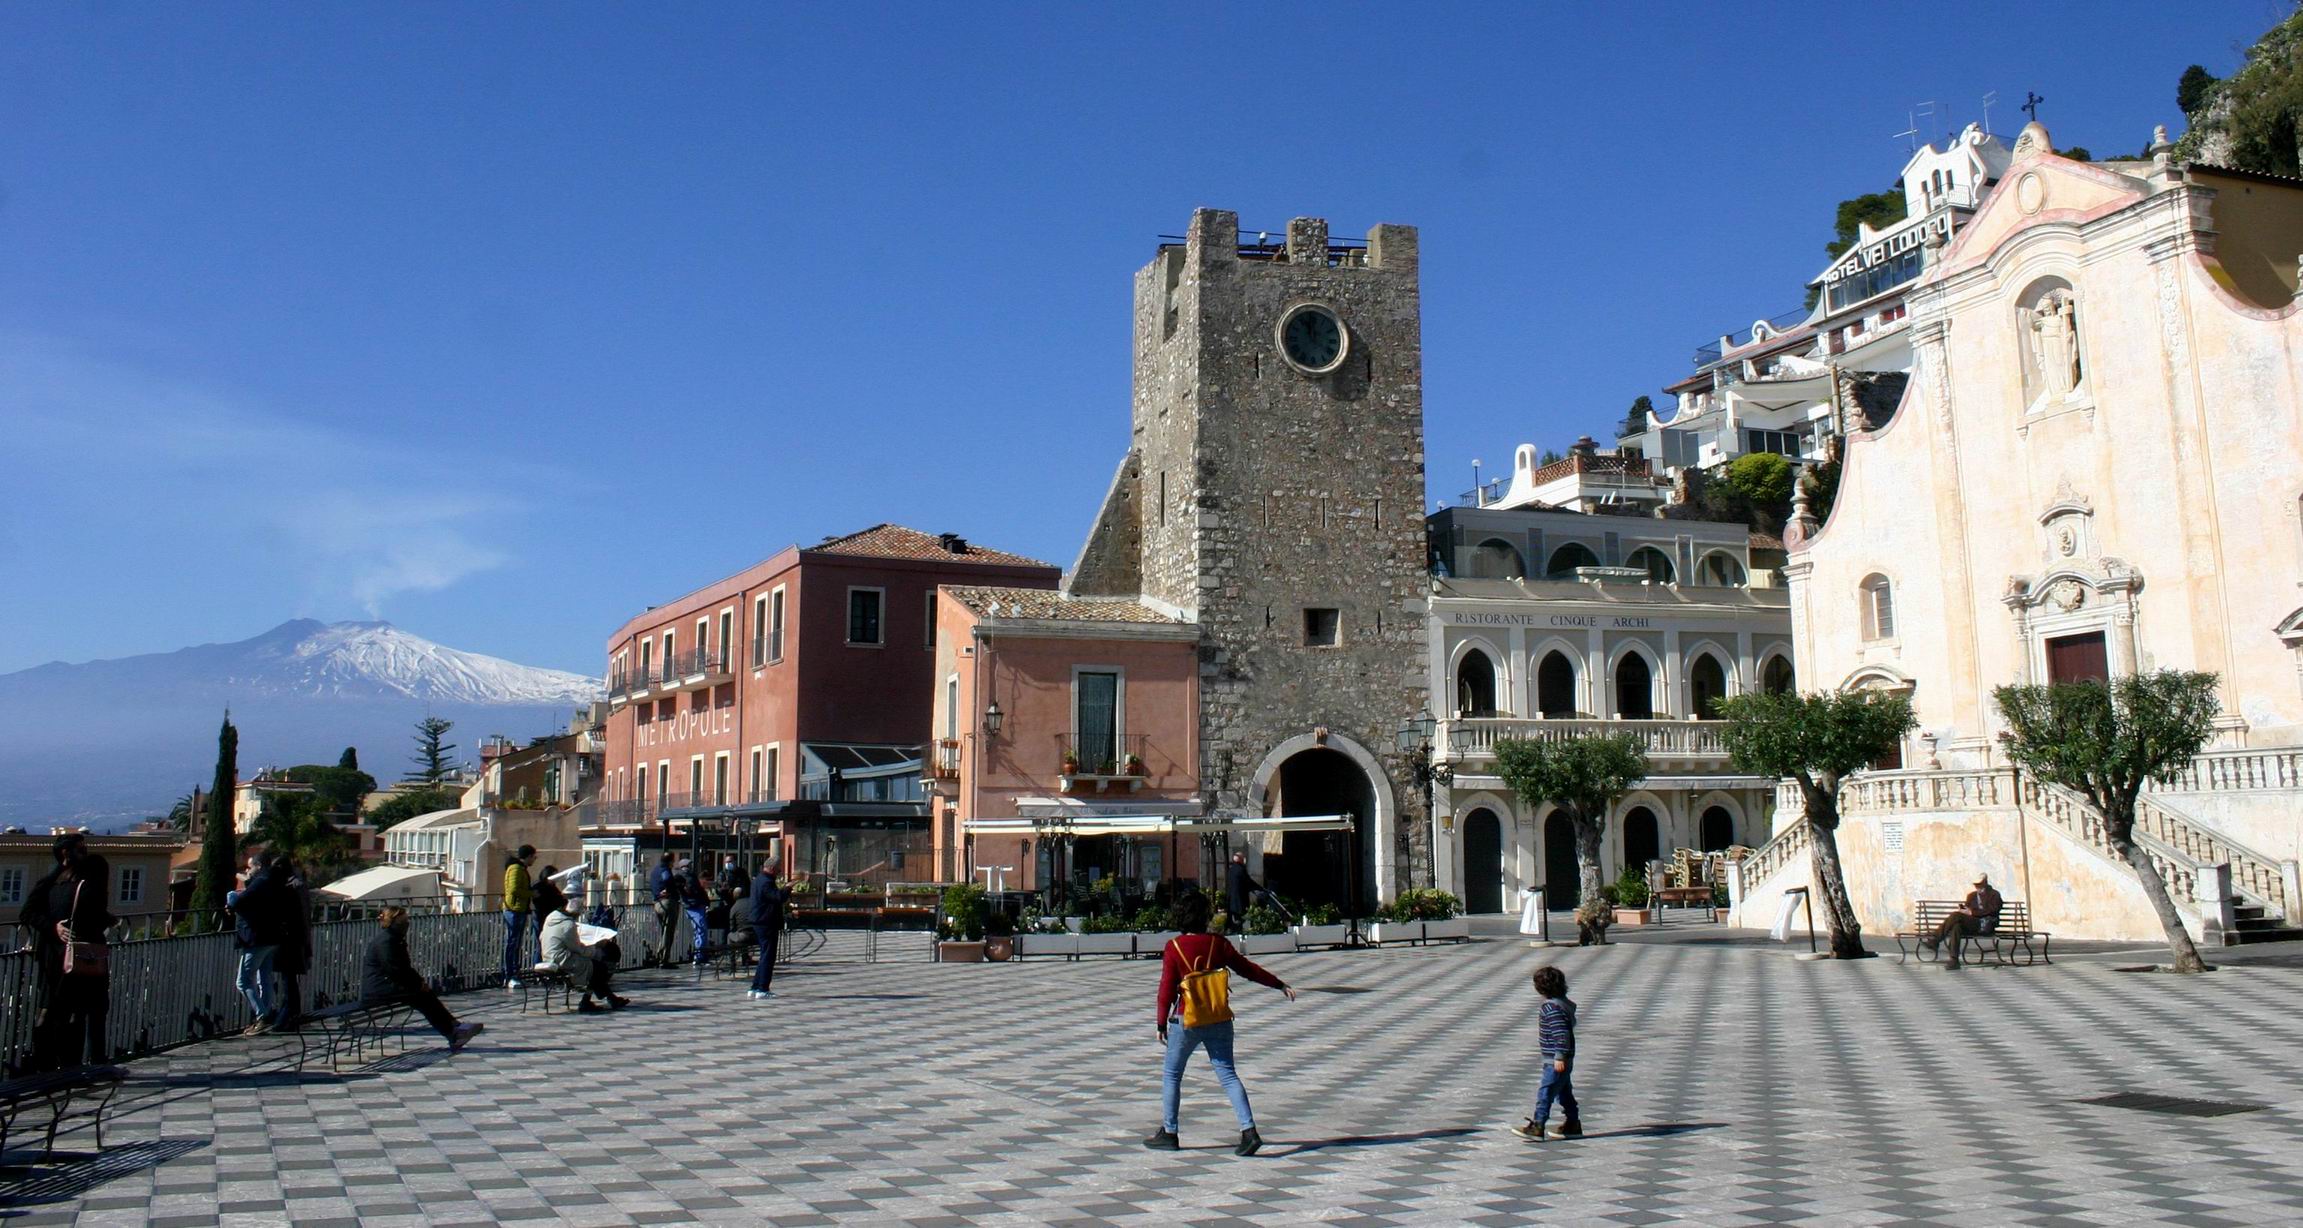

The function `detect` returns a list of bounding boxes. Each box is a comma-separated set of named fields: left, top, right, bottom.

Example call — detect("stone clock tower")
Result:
left=1071, top=208, right=1432, bottom=902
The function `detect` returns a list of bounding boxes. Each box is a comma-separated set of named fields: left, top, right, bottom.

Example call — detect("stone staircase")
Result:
left=1739, top=760, right=2301, bottom=945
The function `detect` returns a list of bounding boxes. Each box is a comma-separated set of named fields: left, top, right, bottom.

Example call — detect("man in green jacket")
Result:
left=501, top=844, right=536, bottom=989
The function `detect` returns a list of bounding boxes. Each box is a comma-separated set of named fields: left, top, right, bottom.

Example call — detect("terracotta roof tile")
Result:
left=807, top=524, right=1054, bottom=569
left=945, top=586, right=1181, bottom=625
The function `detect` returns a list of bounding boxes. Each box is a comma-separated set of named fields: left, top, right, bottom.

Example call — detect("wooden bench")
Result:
left=0, top=1065, right=127, bottom=1160
left=307, top=1001, right=416, bottom=1072
left=1895, top=900, right=2052, bottom=966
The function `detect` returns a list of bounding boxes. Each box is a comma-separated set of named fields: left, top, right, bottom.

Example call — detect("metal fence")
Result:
left=1, top=902, right=931, bottom=1073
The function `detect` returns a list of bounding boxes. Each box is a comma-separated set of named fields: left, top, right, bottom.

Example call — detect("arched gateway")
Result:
left=1247, top=732, right=1394, bottom=914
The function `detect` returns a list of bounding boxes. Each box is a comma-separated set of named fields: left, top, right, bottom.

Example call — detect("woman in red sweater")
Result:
left=1146, top=892, right=1296, bottom=1156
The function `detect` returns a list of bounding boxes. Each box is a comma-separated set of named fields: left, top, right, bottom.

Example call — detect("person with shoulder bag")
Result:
left=35, top=846, right=115, bottom=1069
left=1145, top=892, right=1295, bottom=1156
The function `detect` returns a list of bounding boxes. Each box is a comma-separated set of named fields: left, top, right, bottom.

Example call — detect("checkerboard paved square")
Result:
left=9, top=930, right=2303, bottom=1225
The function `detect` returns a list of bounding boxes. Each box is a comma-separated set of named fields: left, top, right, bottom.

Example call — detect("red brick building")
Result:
left=595, top=525, right=1058, bottom=883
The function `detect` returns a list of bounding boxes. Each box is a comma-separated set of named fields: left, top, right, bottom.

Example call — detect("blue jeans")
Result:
left=502, top=910, right=528, bottom=982
left=1162, top=1020, right=1254, bottom=1134
left=685, top=907, right=709, bottom=964
left=1534, top=1057, right=1579, bottom=1126
left=237, top=945, right=278, bottom=1020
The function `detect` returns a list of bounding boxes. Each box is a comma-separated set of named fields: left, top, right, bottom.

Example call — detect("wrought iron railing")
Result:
left=1057, top=732, right=1149, bottom=777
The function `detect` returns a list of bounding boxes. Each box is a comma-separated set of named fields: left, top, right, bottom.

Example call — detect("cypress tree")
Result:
left=338, top=746, right=359, bottom=772
left=190, top=713, right=240, bottom=927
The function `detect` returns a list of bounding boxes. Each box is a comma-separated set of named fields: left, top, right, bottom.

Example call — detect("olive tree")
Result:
left=1493, top=733, right=1648, bottom=908
left=1993, top=671, right=2221, bottom=974
left=1717, top=689, right=1916, bottom=959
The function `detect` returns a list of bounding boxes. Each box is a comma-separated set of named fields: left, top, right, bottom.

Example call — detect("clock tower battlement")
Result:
left=1068, top=207, right=1433, bottom=891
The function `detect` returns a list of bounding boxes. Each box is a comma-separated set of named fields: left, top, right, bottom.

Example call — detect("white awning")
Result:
left=962, top=813, right=1354, bottom=836
left=317, top=863, right=443, bottom=901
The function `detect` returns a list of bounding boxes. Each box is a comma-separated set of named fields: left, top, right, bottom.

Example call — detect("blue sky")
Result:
left=0, top=2, right=2278, bottom=675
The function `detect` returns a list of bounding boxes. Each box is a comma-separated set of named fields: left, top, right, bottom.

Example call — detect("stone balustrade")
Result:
left=1443, top=717, right=1731, bottom=759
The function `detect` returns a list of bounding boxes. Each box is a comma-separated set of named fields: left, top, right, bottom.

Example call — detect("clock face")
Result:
left=1278, top=304, right=1347, bottom=373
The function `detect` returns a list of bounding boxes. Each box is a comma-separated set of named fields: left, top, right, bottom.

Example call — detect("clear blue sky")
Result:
left=1, top=2, right=2279, bottom=675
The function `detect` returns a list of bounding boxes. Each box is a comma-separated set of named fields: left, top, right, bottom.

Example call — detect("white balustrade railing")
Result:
left=1840, top=768, right=2017, bottom=815
left=1445, top=717, right=1730, bottom=759
left=2154, top=747, right=2303, bottom=793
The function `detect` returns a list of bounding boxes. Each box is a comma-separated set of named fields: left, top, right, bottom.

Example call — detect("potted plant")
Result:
left=1367, top=889, right=1470, bottom=944
left=1122, top=753, right=1147, bottom=777
left=1291, top=902, right=1353, bottom=948
left=1711, top=880, right=1733, bottom=925
left=938, top=883, right=989, bottom=962
left=1233, top=902, right=1297, bottom=955
left=1607, top=866, right=1654, bottom=926
left=1132, top=904, right=1179, bottom=957
left=1574, top=899, right=1614, bottom=946
left=1076, top=912, right=1136, bottom=956
left=1060, top=749, right=1081, bottom=776
left=983, top=908, right=1016, bottom=961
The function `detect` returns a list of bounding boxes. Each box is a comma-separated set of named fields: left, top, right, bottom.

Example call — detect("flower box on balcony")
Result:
left=1059, top=773, right=1143, bottom=795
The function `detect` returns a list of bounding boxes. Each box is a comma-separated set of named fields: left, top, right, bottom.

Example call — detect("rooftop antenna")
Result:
left=1471, top=458, right=1483, bottom=506
left=1892, top=109, right=1921, bottom=152
left=1912, top=101, right=1939, bottom=151
left=2022, top=91, right=2045, bottom=124
left=1980, top=90, right=1999, bottom=136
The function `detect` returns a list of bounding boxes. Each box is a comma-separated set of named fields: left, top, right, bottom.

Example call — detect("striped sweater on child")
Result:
left=1538, top=996, right=1577, bottom=1058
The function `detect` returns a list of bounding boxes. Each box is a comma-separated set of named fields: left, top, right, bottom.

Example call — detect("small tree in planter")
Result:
left=939, top=883, right=989, bottom=959
left=1494, top=733, right=1648, bottom=910
left=1993, top=670, right=2221, bottom=974
left=1716, top=688, right=1916, bottom=960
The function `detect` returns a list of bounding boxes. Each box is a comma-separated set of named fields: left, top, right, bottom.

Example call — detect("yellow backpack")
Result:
left=1175, top=941, right=1233, bottom=1028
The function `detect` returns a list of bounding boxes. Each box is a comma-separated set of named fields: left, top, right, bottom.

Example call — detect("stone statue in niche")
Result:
left=2028, top=290, right=2083, bottom=400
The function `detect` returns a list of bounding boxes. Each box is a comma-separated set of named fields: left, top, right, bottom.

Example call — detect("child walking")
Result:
left=1512, top=965, right=1582, bottom=1140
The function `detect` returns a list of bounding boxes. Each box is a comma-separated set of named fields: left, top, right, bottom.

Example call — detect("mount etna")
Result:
left=0, top=620, right=601, bottom=829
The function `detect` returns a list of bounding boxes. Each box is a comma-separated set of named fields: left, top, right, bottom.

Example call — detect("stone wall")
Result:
left=1138, top=209, right=1434, bottom=892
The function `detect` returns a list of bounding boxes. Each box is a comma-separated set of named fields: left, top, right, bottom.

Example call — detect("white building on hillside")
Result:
left=1624, top=124, right=2015, bottom=481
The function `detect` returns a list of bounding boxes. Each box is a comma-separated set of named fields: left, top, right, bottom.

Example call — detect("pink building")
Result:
left=929, top=586, right=1203, bottom=902
left=598, top=525, right=1057, bottom=882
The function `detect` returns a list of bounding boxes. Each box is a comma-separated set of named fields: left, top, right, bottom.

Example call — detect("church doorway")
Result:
left=1542, top=811, right=1578, bottom=907
left=1264, top=748, right=1376, bottom=915
left=1622, top=806, right=1660, bottom=877
left=1460, top=808, right=1503, bottom=914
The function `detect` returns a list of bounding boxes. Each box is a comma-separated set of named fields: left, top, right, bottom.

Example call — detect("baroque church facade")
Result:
left=1762, top=122, right=2303, bottom=942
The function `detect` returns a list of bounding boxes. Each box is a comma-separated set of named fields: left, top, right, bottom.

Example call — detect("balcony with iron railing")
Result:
left=674, top=646, right=734, bottom=688
left=1058, top=732, right=1150, bottom=793
left=928, top=738, right=962, bottom=781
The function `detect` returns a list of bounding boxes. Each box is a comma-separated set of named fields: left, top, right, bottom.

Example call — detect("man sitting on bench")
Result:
left=1922, top=874, right=2003, bottom=967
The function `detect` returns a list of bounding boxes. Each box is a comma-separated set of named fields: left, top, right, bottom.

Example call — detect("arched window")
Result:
left=1761, top=655, right=1795, bottom=695
left=1545, top=543, right=1600, bottom=579
left=1861, top=574, right=1896, bottom=640
left=1615, top=652, right=1655, bottom=720
left=1455, top=649, right=1498, bottom=717
left=1688, top=654, right=1728, bottom=719
left=1536, top=651, right=1578, bottom=718
left=1699, top=805, right=1735, bottom=852
left=1625, top=547, right=1675, bottom=584
left=1697, top=553, right=1746, bottom=587
left=1469, top=538, right=1524, bottom=580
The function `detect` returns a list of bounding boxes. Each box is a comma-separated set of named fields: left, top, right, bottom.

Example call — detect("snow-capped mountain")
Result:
left=0, top=620, right=602, bottom=828
left=224, top=619, right=597, bottom=705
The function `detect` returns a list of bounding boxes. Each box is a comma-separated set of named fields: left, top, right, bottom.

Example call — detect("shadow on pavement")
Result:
left=1571, top=1121, right=1727, bottom=1140
left=1274, top=1127, right=1480, bottom=1154
left=0, top=1137, right=209, bottom=1212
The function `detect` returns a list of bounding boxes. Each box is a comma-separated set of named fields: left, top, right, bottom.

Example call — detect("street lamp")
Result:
left=983, top=700, right=1005, bottom=738
left=1396, top=714, right=1457, bottom=861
